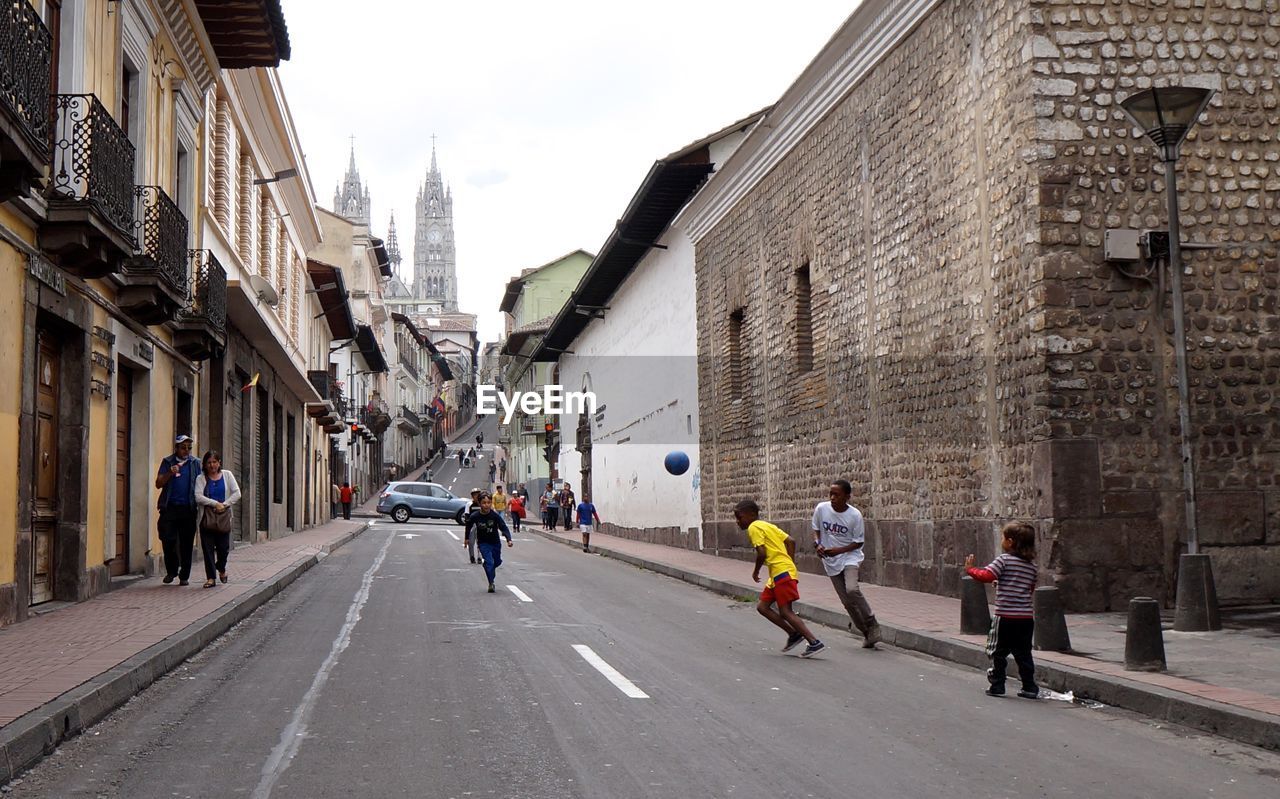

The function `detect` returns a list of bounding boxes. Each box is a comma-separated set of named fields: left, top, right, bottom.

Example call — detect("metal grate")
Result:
left=49, top=95, right=136, bottom=235
left=180, top=249, right=227, bottom=337
left=0, top=0, right=52, bottom=158
left=128, top=186, right=189, bottom=296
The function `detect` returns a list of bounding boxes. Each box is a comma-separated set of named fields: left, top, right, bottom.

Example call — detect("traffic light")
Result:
left=350, top=422, right=358, bottom=447
left=542, top=432, right=557, bottom=464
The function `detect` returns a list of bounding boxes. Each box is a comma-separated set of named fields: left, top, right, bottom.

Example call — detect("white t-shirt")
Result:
left=811, top=501, right=865, bottom=576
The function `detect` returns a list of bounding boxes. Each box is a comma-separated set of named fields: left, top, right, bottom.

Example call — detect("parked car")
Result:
left=377, top=482, right=470, bottom=525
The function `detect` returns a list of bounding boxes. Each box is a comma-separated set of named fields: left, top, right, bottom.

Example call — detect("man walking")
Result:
left=339, top=482, right=354, bottom=520
left=155, top=434, right=201, bottom=585
left=813, top=479, right=882, bottom=648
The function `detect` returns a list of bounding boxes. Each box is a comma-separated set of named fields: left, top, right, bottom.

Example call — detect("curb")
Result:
left=0, top=522, right=371, bottom=785
left=533, top=530, right=1279, bottom=753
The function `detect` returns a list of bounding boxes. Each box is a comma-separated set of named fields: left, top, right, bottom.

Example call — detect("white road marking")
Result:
left=445, top=529, right=460, bottom=541
left=252, top=530, right=395, bottom=799
left=572, top=645, right=650, bottom=699
left=399, top=533, right=420, bottom=540
left=507, top=585, right=533, bottom=602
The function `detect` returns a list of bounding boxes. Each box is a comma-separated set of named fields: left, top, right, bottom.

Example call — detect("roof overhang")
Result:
left=499, top=277, right=524, bottom=314
left=356, top=324, right=388, bottom=373
left=307, top=259, right=356, bottom=340
left=369, top=237, right=392, bottom=277
left=192, top=0, right=291, bottom=69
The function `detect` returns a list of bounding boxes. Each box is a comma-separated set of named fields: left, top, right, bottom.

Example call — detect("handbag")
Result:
left=202, top=477, right=233, bottom=534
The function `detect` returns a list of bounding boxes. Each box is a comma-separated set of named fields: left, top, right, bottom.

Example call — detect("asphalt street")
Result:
left=10, top=436, right=1280, bottom=798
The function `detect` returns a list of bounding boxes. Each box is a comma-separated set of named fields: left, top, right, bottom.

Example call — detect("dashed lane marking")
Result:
left=507, top=585, right=533, bottom=602
left=572, top=645, right=650, bottom=699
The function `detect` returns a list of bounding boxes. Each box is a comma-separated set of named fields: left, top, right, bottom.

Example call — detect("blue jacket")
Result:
left=156, top=454, right=200, bottom=510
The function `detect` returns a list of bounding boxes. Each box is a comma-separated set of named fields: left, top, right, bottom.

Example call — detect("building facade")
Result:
left=682, top=0, right=1279, bottom=610
left=413, top=147, right=458, bottom=312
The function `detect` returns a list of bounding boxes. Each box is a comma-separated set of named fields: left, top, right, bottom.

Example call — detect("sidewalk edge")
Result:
left=0, top=522, right=370, bottom=785
left=533, top=530, right=1279, bottom=752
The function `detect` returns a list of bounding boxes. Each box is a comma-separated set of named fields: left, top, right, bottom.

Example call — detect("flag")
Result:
left=431, top=395, right=446, bottom=417
left=240, top=372, right=260, bottom=393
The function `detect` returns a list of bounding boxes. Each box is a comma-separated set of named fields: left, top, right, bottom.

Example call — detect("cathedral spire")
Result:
left=386, top=212, right=402, bottom=273
left=334, top=139, right=371, bottom=226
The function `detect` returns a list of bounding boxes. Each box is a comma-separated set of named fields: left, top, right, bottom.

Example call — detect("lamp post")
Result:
left=1119, top=85, right=1220, bottom=632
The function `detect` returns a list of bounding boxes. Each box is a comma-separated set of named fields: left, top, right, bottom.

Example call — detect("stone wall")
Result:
left=695, top=0, right=1280, bottom=609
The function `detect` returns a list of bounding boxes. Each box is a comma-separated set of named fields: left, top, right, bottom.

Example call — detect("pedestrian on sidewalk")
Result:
left=339, top=482, right=354, bottom=520
left=463, top=489, right=483, bottom=564
left=516, top=482, right=530, bottom=503
left=492, top=484, right=509, bottom=516
left=195, top=451, right=241, bottom=588
left=559, top=483, right=576, bottom=531
left=813, top=479, right=882, bottom=649
left=965, top=522, right=1040, bottom=699
left=734, top=498, right=825, bottom=658
left=330, top=482, right=340, bottom=519
left=465, top=492, right=513, bottom=593
left=545, top=487, right=560, bottom=531
left=576, top=495, right=601, bottom=552
left=508, top=493, right=525, bottom=533
left=488, top=460, right=496, bottom=483
left=155, top=434, right=201, bottom=586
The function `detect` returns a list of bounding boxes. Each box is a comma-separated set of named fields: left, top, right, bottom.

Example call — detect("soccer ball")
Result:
left=664, top=451, right=690, bottom=476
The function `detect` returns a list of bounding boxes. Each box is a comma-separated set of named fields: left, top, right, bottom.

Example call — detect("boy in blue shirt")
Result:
left=576, top=495, right=601, bottom=552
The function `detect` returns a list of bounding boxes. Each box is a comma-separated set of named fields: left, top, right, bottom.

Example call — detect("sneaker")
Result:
left=162, top=575, right=175, bottom=584
left=582, top=546, right=589, bottom=553
left=219, top=571, right=228, bottom=584
left=782, top=632, right=805, bottom=652
left=866, top=622, right=883, bottom=646
left=985, top=685, right=1006, bottom=697
left=487, top=583, right=496, bottom=593
left=469, top=556, right=476, bottom=564
left=800, top=640, right=826, bottom=658
left=1017, top=689, right=1040, bottom=700
left=178, top=580, right=189, bottom=586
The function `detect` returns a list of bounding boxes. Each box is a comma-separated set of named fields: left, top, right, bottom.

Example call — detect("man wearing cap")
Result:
left=155, top=435, right=201, bottom=585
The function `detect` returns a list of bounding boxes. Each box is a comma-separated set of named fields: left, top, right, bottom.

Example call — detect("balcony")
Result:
left=117, top=186, right=190, bottom=324
left=399, top=351, right=419, bottom=380
left=397, top=404, right=421, bottom=435
left=173, top=250, right=227, bottom=360
left=42, top=95, right=136, bottom=278
left=0, top=1, right=52, bottom=202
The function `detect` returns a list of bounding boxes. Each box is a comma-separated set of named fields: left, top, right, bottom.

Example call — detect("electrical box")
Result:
left=1104, top=229, right=1142, bottom=262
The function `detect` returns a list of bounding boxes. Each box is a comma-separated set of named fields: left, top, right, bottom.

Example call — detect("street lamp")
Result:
left=1119, top=85, right=1220, bottom=632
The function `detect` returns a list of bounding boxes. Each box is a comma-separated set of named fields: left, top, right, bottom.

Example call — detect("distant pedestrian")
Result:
left=559, top=483, right=575, bottom=531
left=812, top=479, right=882, bottom=649
left=545, top=487, right=560, bottom=530
left=330, top=482, right=340, bottom=519
left=508, top=493, right=525, bottom=533
left=488, top=460, right=496, bottom=483
left=463, top=489, right=483, bottom=564
left=576, top=495, right=601, bottom=552
left=734, top=498, right=824, bottom=658
left=339, top=482, right=354, bottom=520
left=516, top=482, right=530, bottom=502
left=195, top=451, right=241, bottom=588
left=466, top=493, right=513, bottom=593
left=965, top=522, right=1040, bottom=699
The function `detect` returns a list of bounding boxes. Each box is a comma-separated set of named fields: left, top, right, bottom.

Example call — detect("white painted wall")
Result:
left=556, top=227, right=701, bottom=536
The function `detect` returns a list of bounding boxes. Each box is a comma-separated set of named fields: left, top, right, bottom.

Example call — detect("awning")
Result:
left=356, top=324, right=388, bottom=373
left=369, top=237, right=392, bottom=277
left=192, top=0, right=291, bottom=68
left=307, top=259, right=356, bottom=340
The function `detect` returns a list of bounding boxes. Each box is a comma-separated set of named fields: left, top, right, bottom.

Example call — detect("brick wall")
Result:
left=695, top=0, right=1280, bottom=609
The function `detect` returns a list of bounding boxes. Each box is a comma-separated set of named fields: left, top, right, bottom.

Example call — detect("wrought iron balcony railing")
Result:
left=308, top=370, right=334, bottom=401
left=180, top=250, right=227, bottom=337
left=127, top=185, right=189, bottom=296
left=49, top=94, right=135, bottom=235
left=399, top=351, right=419, bottom=380
left=400, top=405, right=421, bottom=428
left=0, top=0, right=52, bottom=158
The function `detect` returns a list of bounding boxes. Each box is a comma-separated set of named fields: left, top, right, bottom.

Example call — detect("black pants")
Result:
left=159, top=505, right=198, bottom=581
left=201, top=529, right=231, bottom=580
left=546, top=508, right=559, bottom=529
left=987, top=616, right=1037, bottom=692
left=342, top=501, right=351, bottom=520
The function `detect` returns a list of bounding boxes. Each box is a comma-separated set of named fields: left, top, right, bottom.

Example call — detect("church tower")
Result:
left=333, top=143, right=371, bottom=226
left=386, top=211, right=403, bottom=275
left=413, top=143, right=457, bottom=311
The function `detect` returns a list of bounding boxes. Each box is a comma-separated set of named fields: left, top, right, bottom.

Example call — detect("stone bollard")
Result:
left=1033, top=586, right=1071, bottom=652
left=960, top=575, right=992, bottom=635
left=1173, top=553, right=1222, bottom=632
left=1124, top=597, right=1167, bottom=672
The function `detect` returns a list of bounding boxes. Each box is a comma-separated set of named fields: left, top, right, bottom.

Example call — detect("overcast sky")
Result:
left=279, top=2, right=858, bottom=343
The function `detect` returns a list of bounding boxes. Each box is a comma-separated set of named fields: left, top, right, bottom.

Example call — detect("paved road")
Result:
left=10, top=432, right=1280, bottom=797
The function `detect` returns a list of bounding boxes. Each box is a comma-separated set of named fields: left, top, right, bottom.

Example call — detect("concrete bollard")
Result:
left=1033, top=586, right=1071, bottom=652
left=960, top=575, right=992, bottom=635
left=1173, top=553, right=1222, bottom=632
left=1124, top=597, right=1167, bottom=672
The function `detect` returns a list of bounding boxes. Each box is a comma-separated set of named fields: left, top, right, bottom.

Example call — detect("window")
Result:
left=728, top=308, right=745, bottom=402
left=794, top=262, right=814, bottom=373
left=175, top=389, right=193, bottom=436
left=174, top=143, right=191, bottom=221
left=121, top=60, right=142, bottom=183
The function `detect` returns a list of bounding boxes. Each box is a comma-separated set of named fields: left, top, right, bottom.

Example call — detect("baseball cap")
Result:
left=175, top=434, right=194, bottom=445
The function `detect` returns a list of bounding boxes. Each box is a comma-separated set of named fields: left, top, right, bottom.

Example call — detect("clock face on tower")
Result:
left=428, top=229, right=442, bottom=244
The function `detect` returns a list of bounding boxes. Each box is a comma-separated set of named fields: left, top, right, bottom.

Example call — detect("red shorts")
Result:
left=760, top=574, right=800, bottom=606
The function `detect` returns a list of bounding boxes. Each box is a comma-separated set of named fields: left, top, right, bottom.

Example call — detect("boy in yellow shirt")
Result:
left=734, top=499, right=825, bottom=658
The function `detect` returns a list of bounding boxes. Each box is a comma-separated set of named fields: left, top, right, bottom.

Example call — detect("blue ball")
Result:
left=664, top=451, right=690, bottom=475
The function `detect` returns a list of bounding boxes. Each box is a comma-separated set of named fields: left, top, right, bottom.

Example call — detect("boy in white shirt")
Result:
left=812, top=479, right=882, bottom=649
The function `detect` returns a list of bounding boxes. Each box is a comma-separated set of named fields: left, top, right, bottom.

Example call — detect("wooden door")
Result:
left=31, top=332, right=61, bottom=604
left=111, top=367, right=132, bottom=576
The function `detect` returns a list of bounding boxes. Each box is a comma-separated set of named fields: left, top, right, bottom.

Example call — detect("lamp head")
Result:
left=1119, top=86, right=1214, bottom=159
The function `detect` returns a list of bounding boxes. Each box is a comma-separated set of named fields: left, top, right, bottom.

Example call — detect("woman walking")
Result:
left=195, top=451, right=241, bottom=589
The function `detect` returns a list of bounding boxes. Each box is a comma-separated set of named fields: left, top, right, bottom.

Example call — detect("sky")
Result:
left=279, top=1, right=858, bottom=344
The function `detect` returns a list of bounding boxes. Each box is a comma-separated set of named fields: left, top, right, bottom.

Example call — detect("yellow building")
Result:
left=0, top=0, right=289, bottom=627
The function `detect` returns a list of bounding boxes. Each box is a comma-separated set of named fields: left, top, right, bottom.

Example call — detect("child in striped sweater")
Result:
left=965, top=522, right=1040, bottom=699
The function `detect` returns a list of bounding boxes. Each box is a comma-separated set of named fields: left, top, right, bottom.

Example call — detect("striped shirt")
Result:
left=968, top=553, right=1037, bottom=618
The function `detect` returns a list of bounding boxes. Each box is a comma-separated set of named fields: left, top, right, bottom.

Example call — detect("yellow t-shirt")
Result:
left=492, top=493, right=508, bottom=512
left=746, top=520, right=797, bottom=587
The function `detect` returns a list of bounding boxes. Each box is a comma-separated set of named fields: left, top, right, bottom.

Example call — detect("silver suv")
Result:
left=377, top=482, right=470, bottom=525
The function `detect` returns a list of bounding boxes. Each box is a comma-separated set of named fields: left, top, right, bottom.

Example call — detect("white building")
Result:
left=533, top=113, right=765, bottom=547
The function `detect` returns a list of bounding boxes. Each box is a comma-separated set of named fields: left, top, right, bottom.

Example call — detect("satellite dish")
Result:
left=248, top=273, right=280, bottom=307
